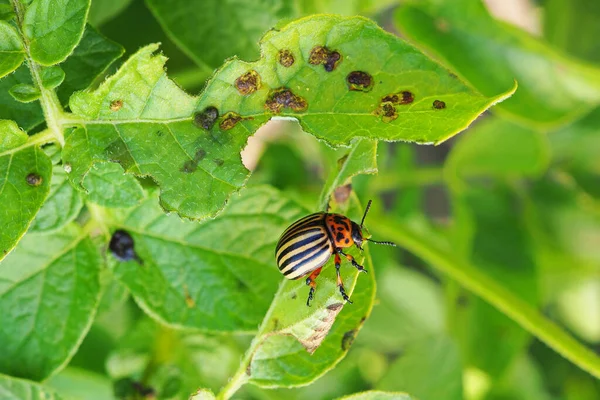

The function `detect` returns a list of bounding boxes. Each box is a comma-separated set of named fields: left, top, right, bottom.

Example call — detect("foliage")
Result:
left=0, top=0, right=599, bottom=399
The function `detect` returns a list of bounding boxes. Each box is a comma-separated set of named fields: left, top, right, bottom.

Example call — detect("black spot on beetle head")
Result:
left=193, top=106, right=219, bottom=130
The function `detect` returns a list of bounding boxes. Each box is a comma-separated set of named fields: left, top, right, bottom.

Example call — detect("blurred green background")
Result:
left=46, top=0, right=600, bottom=399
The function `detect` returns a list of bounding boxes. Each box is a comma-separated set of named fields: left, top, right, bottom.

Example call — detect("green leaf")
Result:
left=337, top=391, right=414, bottom=400
left=0, top=224, right=102, bottom=380
left=445, top=117, right=550, bottom=183
left=29, top=165, right=84, bottom=233
left=0, top=2, right=15, bottom=20
left=395, top=0, right=600, bottom=127
left=549, top=106, right=600, bottom=171
left=190, top=388, right=216, bottom=400
left=106, top=186, right=293, bottom=332
left=0, top=374, right=66, bottom=400
left=0, top=20, right=25, bottom=78
left=56, top=24, right=124, bottom=104
left=65, top=16, right=512, bottom=219
left=23, top=0, right=91, bottom=65
left=0, top=65, right=43, bottom=131
left=377, top=334, right=462, bottom=400
left=9, top=83, right=40, bottom=102
left=88, top=0, right=133, bottom=27
left=46, top=367, right=113, bottom=400
left=145, top=0, right=295, bottom=68
left=41, top=65, right=65, bottom=89
left=544, top=0, right=600, bottom=64
left=297, top=0, right=398, bottom=16
left=0, top=120, right=52, bottom=261
left=319, top=138, right=377, bottom=210
left=83, top=162, right=145, bottom=208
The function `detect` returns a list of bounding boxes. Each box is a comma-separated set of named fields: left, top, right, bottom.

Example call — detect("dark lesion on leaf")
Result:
left=105, top=140, right=135, bottom=171
left=433, top=99, right=446, bottom=109
left=382, top=91, right=414, bottom=105
left=341, top=329, right=357, bottom=351
left=109, top=229, right=143, bottom=264
left=213, top=158, right=224, bottom=166
left=334, top=184, right=352, bottom=204
left=181, top=148, right=207, bottom=173
left=110, top=99, right=123, bottom=111
left=374, top=102, right=398, bottom=123
left=25, top=173, right=43, bottom=187
left=193, top=106, right=219, bottom=130
left=278, top=49, right=295, bottom=67
left=265, top=87, right=308, bottom=114
left=309, top=45, right=342, bottom=72
left=346, top=71, right=373, bottom=92
left=219, top=111, right=253, bottom=131
left=235, top=70, right=262, bottom=95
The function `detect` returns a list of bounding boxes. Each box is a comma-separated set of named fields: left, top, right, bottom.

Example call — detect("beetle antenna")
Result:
left=366, top=238, right=397, bottom=247
left=360, top=200, right=373, bottom=228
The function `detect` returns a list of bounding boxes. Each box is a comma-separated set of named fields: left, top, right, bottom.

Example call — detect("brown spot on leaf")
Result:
left=278, top=49, right=294, bottom=67
left=155, top=130, right=163, bottom=137
left=347, top=71, right=373, bottom=92
left=235, top=70, right=261, bottom=95
left=341, top=329, right=357, bottom=351
left=334, top=184, right=352, bottom=204
left=110, top=99, right=123, bottom=111
left=265, top=87, right=308, bottom=114
left=26, top=173, right=42, bottom=186
left=382, top=91, right=414, bottom=105
left=219, top=111, right=253, bottom=130
left=184, top=285, right=195, bottom=308
left=433, top=100, right=446, bottom=109
left=193, top=106, right=219, bottom=130
left=309, top=45, right=342, bottom=72
left=374, top=102, right=398, bottom=123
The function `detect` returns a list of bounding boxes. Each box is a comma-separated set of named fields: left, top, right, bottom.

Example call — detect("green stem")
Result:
left=11, top=0, right=66, bottom=146
left=0, top=129, right=55, bottom=158
left=370, top=167, right=445, bottom=191
left=375, top=222, right=600, bottom=379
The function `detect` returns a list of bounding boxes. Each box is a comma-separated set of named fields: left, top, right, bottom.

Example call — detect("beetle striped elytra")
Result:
left=275, top=200, right=396, bottom=306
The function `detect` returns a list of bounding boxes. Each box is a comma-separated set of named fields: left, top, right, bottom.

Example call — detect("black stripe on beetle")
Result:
left=274, top=201, right=397, bottom=306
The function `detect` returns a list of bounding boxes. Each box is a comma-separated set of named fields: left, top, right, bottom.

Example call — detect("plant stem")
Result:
left=375, top=222, right=600, bottom=379
left=11, top=0, right=66, bottom=146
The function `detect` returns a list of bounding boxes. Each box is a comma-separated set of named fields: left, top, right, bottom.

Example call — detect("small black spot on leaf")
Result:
left=265, top=87, right=308, bottom=113
left=374, top=102, right=398, bottom=123
left=219, top=111, right=253, bottom=130
left=347, top=71, right=373, bottom=92
left=235, top=70, right=261, bottom=95
left=109, top=229, right=141, bottom=263
left=278, top=49, right=294, bottom=67
left=26, top=173, right=42, bottom=186
left=193, top=106, right=219, bottom=130
left=433, top=100, right=446, bottom=109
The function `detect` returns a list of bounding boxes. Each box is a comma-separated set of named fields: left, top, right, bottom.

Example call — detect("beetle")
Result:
left=275, top=200, right=396, bottom=306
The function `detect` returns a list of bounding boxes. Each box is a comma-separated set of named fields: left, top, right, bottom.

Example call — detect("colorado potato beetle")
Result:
left=275, top=200, right=396, bottom=306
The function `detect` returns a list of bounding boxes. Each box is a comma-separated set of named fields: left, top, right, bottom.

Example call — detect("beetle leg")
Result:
left=305, top=267, right=323, bottom=306
left=338, top=249, right=367, bottom=273
left=335, top=253, right=353, bottom=304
